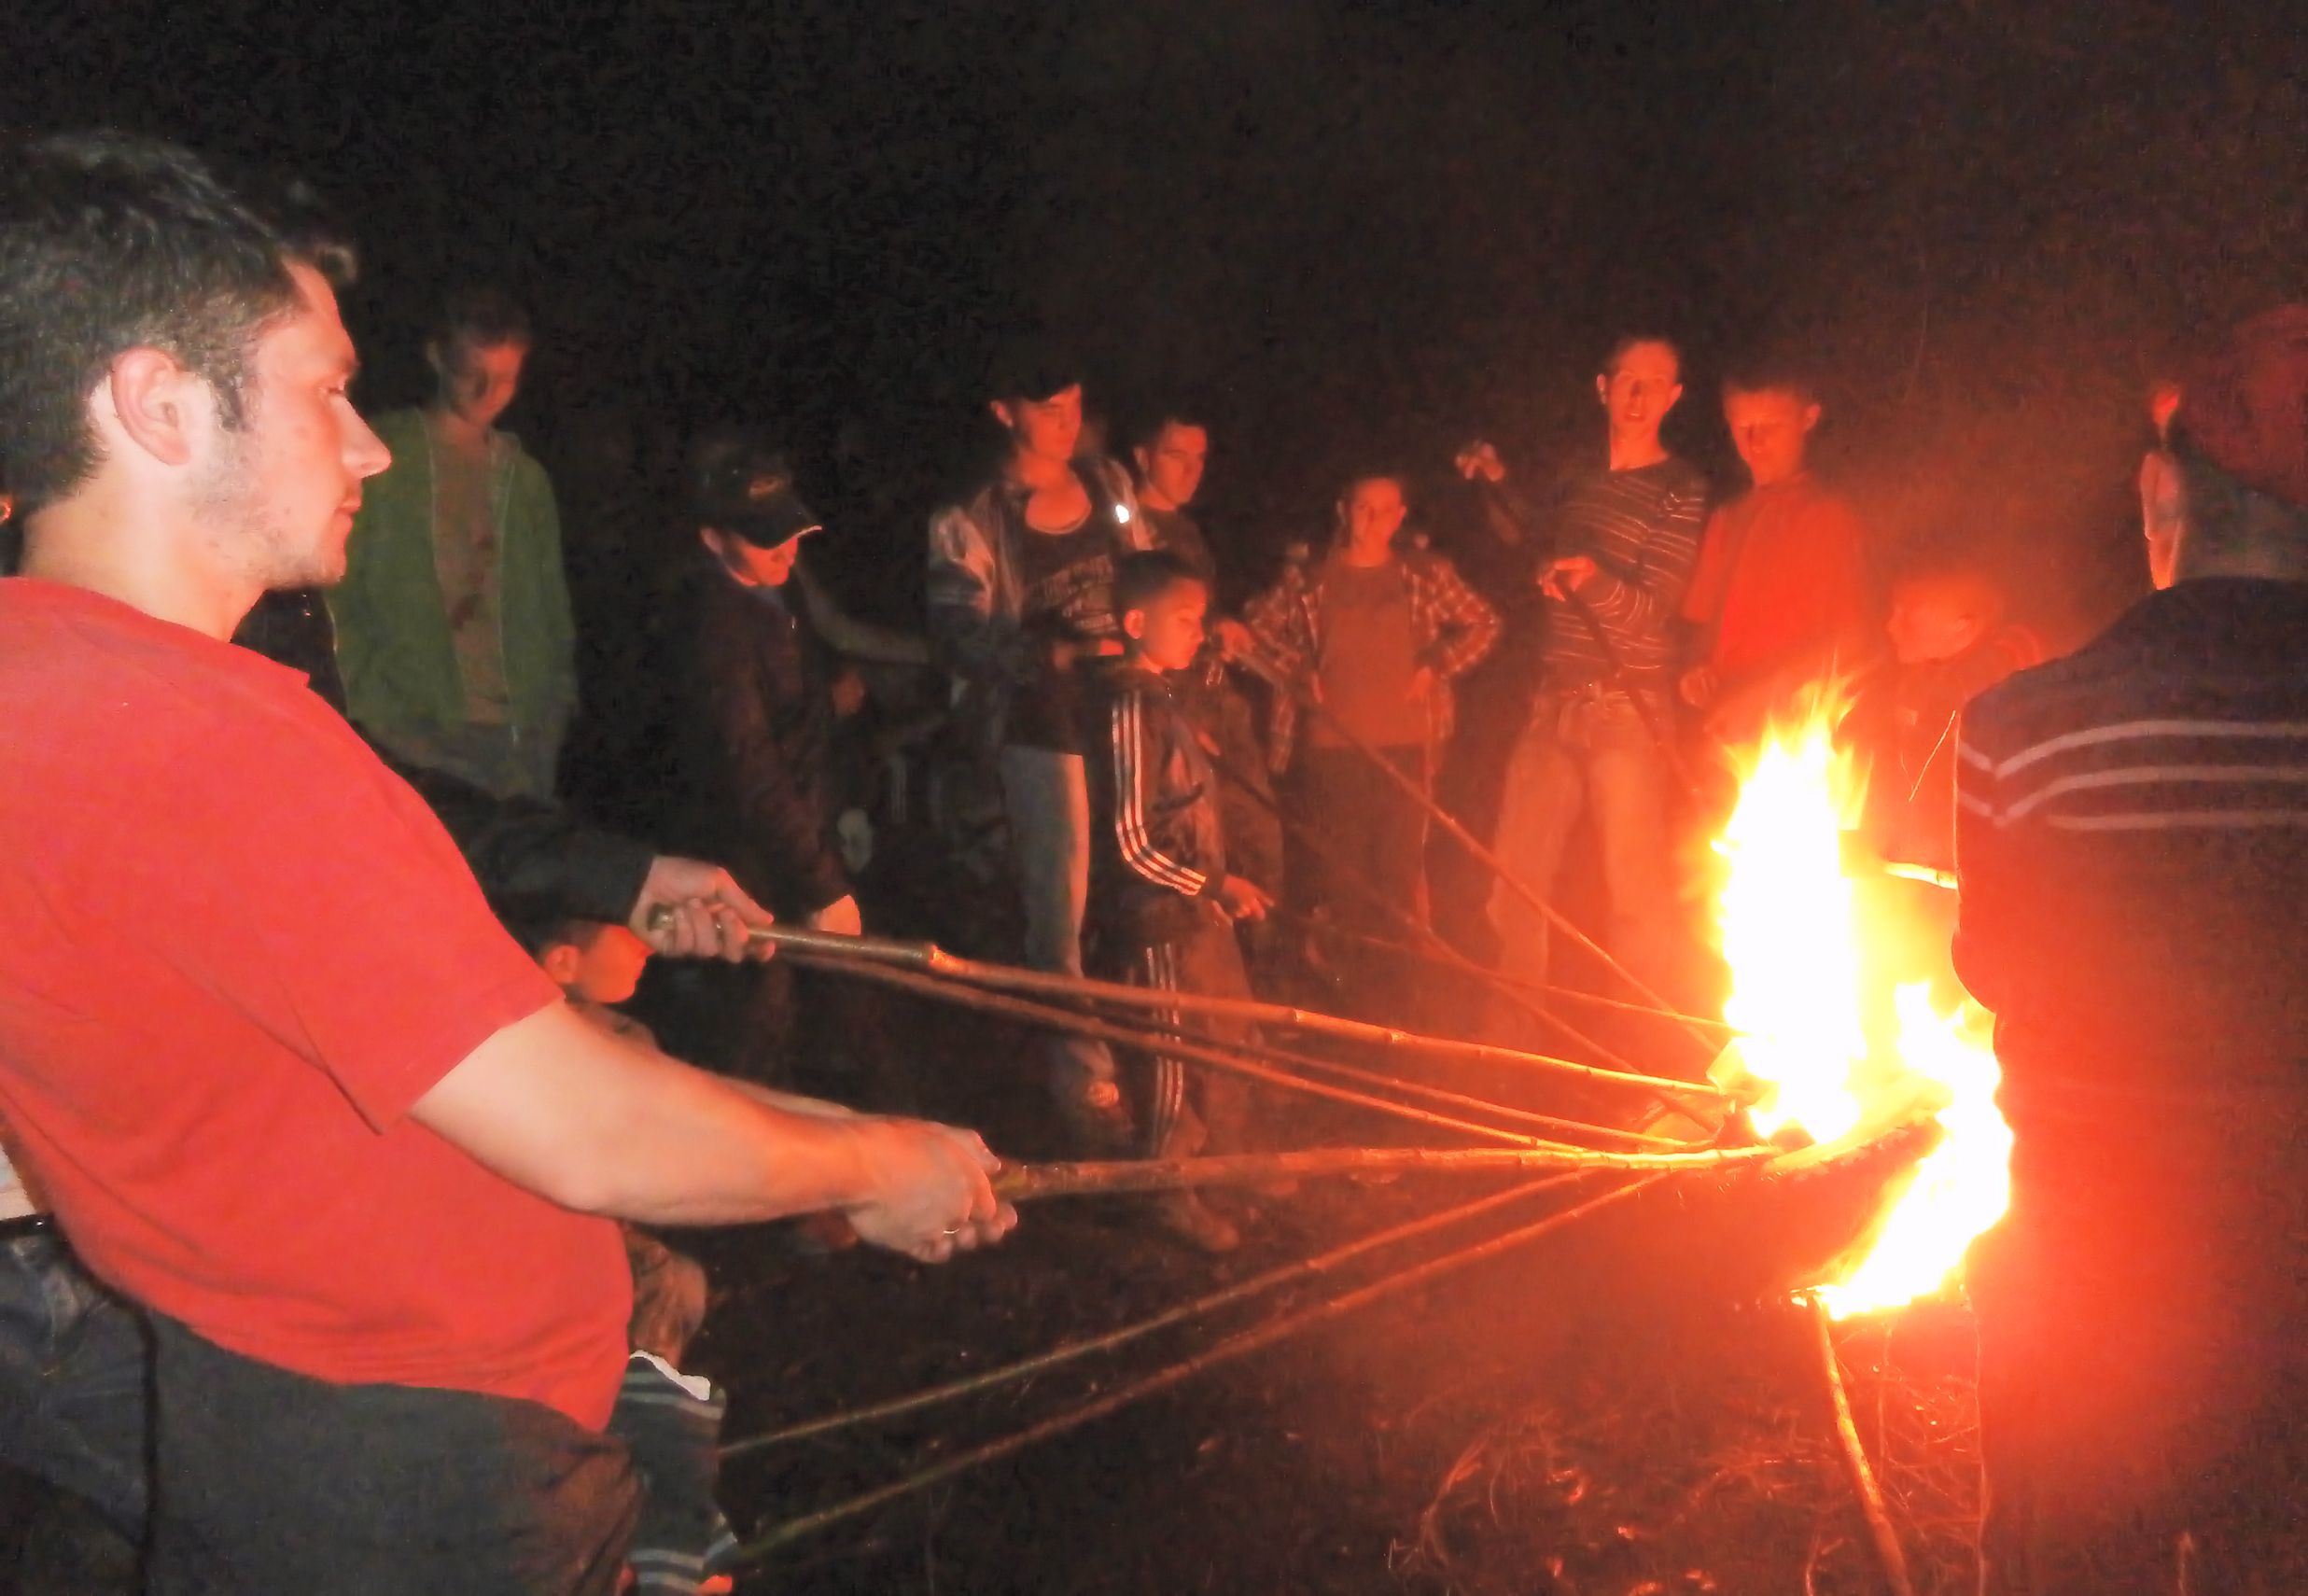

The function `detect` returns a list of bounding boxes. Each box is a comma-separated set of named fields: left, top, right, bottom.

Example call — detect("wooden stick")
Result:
left=671, top=913, right=1728, bottom=1105
left=787, top=952, right=1589, bottom=1149
left=790, top=948, right=1694, bottom=1155
left=1804, top=1292, right=1918, bottom=1596
left=1201, top=744, right=1658, bottom=1075
left=725, top=1173, right=1672, bottom=1569
left=1246, top=1036, right=1687, bottom=1148
left=992, top=1143, right=1779, bottom=1201
left=722, top=1176, right=1582, bottom=1459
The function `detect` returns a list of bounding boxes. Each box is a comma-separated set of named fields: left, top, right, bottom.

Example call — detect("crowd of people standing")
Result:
left=2, top=128, right=2303, bottom=1595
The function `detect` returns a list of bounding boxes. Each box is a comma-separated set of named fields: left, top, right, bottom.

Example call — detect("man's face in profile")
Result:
left=194, top=262, right=390, bottom=591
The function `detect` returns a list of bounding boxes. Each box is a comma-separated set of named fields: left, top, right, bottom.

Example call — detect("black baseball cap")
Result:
left=690, top=430, right=823, bottom=548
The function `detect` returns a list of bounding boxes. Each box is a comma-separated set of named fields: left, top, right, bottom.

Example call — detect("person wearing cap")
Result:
left=1952, top=305, right=2308, bottom=1591
left=646, top=432, right=863, bottom=1084
left=927, top=341, right=1157, bottom=1152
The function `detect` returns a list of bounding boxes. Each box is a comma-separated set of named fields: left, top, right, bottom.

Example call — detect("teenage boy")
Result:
left=1085, top=552, right=1271, bottom=1252
left=1678, top=364, right=1869, bottom=741
left=1459, top=335, right=1708, bottom=1003
left=649, top=432, right=863, bottom=1085
left=331, top=287, right=577, bottom=799
left=927, top=341, right=1155, bottom=1150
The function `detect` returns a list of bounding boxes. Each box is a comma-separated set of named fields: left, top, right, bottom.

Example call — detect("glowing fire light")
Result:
left=1711, top=698, right=2012, bottom=1320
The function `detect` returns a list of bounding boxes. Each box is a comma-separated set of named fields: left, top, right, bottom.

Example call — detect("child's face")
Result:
left=1887, top=583, right=1987, bottom=665
left=560, top=924, right=653, bottom=1005
left=1127, top=581, right=1209, bottom=673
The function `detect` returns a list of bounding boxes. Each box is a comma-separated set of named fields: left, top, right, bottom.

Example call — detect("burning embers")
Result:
left=1709, top=694, right=2012, bottom=1320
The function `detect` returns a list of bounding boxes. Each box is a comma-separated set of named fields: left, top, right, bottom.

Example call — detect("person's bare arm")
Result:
left=409, top=1001, right=1012, bottom=1259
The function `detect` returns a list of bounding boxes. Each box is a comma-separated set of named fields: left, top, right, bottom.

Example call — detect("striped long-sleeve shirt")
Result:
left=1536, top=457, right=1709, bottom=684
left=1951, top=579, right=2308, bottom=1102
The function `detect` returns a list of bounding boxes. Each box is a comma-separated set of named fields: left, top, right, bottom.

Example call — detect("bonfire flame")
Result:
left=1712, top=696, right=2012, bottom=1320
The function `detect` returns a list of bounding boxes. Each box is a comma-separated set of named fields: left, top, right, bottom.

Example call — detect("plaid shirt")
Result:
left=1240, top=541, right=1501, bottom=772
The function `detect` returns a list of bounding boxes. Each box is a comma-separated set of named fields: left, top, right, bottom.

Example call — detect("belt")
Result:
left=0, top=1211, right=57, bottom=1243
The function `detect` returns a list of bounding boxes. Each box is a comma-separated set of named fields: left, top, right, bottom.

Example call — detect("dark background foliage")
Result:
left=10, top=0, right=2304, bottom=633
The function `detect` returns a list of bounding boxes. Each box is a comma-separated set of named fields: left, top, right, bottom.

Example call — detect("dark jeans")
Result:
left=1970, top=1092, right=2308, bottom=1594
left=0, top=1229, right=150, bottom=1538
left=1110, top=902, right=1256, bottom=1159
left=1293, top=743, right=1430, bottom=1017
left=147, top=1317, right=639, bottom=1596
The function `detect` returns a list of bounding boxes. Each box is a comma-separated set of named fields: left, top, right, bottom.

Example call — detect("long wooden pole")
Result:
left=992, top=1143, right=1778, bottom=1201
left=1805, top=1292, right=1918, bottom=1596
left=787, top=951, right=1593, bottom=1150
left=672, top=915, right=1728, bottom=1106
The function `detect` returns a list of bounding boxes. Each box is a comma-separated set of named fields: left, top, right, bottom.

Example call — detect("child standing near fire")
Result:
left=1083, top=552, right=1274, bottom=1253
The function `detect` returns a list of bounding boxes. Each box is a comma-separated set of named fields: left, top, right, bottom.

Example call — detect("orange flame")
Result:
left=1712, top=695, right=2011, bottom=1319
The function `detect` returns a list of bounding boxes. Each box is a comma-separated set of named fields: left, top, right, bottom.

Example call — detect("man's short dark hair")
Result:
left=1721, top=357, right=1818, bottom=407
left=1602, top=333, right=1684, bottom=381
left=0, top=131, right=301, bottom=513
left=1128, top=401, right=1209, bottom=455
left=266, top=176, right=360, bottom=290
left=427, top=284, right=532, bottom=357
left=986, top=334, right=1083, bottom=404
left=1112, top=549, right=1206, bottom=621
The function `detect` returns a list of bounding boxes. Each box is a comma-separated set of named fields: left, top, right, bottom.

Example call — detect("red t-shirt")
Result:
left=0, top=579, right=629, bottom=1429
left=1681, top=474, right=1869, bottom=685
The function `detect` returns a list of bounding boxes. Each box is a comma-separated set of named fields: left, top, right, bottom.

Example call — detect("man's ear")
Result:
left=1800, top=402, right=1824, bottom=435
left=104, top=347, right=208, bottom=469
left=1661, top=382, right=1686, bottom=417
left=988, top=399, right=1016, bottom=432
left=1132, top=445, right=1152, bottom=477
left=1121, top=607, right=1148, bottom=641
left=1594, top=372, right=1610, bottom=408
left=539, top=943, right=580, bottom=987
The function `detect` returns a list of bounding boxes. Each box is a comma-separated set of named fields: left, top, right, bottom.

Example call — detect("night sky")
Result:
left=12, top=0, right=2305, bottom=635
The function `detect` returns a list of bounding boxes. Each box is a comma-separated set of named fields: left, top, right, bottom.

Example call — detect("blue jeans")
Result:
left=998, top=745, right=1117, bottom=1101
left=1488, top=685, right=1678, bottom=998
left=0, top=1229, right=151, bottom=1538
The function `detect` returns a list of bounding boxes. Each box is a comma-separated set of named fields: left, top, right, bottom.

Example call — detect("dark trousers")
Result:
left=147, top=1318, right=638, bottom=1596
left=0, top=1230, right=149, bottom=1539
left=1292, top=743, right=1430, bottom=1017
left=1970, top=1095, right=2308, bottom=1594
left=1111, top=903, right=1256, bottom=1159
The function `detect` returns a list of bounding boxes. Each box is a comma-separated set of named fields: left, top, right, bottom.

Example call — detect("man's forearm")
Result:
left=411, top=1001, right=885, bottom=1226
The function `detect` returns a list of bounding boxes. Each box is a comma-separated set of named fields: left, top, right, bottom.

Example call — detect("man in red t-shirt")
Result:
left=1678, top=364, right=1870, bottom=743
left=0, top=133, right=1013, bottom=1595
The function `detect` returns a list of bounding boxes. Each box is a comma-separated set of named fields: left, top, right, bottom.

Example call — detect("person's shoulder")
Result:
left=2, top=584, right=362, bottom=788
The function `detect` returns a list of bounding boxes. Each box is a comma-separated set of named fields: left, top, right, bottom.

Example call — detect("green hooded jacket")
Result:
left=329, top=408, right=578, bottom=775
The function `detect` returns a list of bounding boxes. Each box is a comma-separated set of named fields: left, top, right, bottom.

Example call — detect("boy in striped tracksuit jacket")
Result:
left=1082, top=552, right=1273, bottom=1253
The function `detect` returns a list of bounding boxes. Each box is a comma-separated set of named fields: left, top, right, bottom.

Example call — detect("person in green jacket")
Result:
left=330, top=287, right=577, bottom=799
